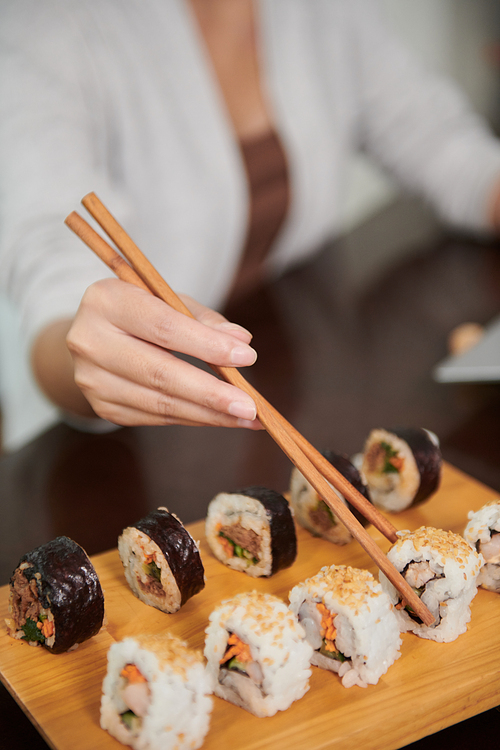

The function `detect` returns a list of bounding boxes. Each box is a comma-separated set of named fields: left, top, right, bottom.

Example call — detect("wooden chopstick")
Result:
left=65, top=199, right=435, bottom=626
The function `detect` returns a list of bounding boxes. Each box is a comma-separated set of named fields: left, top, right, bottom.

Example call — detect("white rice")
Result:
left=464, top=501, right=500, bottom=592
left=289, top=565, right=401, bottom=688
left=204, top=591, right=312, bottom=717
left=379, top=526, right=483, bottom=642
left=100, top=633, right=213, bottom=750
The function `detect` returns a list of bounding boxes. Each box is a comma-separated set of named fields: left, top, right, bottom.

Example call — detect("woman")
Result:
left=1, top=0, right=500, bottom=441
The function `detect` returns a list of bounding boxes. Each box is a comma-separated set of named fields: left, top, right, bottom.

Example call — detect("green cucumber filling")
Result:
left=20, top=617, right=45, bottom=644
left=143, top=561, right=162, bottom=581
left=121, top=710, right=141, bottom=730
left=218, top=532, right=258, bottom=564
left=226, top=656, right=248, bottom=673
left=319, top=641, right=346, bottom=662
left=379, top=441, right=400, bottom=474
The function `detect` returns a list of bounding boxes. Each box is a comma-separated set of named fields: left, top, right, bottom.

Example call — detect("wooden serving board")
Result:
left=1, top=462, right=499, bottom=750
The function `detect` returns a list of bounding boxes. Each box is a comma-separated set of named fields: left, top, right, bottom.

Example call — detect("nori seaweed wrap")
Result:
left=118, top=507, right=205, bottom=613
left=361, top=427, right=442, bottom=512
left=205, top=486, right=297, bottom=577
left=7, top=536, right=104, bottom=654
left=289, top=450, right=372, bottom=545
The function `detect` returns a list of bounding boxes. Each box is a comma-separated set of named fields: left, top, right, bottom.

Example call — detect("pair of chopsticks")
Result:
left=65, top=193, right=434, bottom=626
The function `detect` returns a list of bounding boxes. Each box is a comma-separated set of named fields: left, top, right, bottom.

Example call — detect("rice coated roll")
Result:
left=464, top=501, right=500, bottom=592
left=205, top=486, right=297, bottom=577
left=361, top=427, right=442, bottom=512
left=101, top=633, right=213, bottom=750
left=6, top=536, right=104, bottom=654
left=289, top=451, right=371, bottom=545
left=204, top=591, right=312, bottom=717
left=289, top=565, right=401, bottom=688
left=118, top=508, right=205, bottom=613
left=379, top=526, right=483, bottom=642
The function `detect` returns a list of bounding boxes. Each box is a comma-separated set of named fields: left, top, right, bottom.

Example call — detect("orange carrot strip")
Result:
left=121, top=663, right=147, bottom=683
left=41, top=620, right=54, bottom=639
left=220, top=633, right=252, bottom=664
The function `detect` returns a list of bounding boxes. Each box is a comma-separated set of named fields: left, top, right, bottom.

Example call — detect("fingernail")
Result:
left=228, top=401, right=257, bottom=421
left=219, top=322, right=253, bottom=341
left=230, top=345, right=257, bottom=366
left=237, top=418, right=264, bottom=430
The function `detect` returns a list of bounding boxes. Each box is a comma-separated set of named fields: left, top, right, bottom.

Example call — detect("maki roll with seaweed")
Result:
left=6, top=536, right=104, bottom=654
left=118, top=508, right=205, bottom=613
left=289, top=565, right=401, bottom=688
left=204, top=591, right=312, bottom=717
left=290, top=451, right=371, bottom=545
left=361, top=427, right=442, bottom=512
left=205, top=486, right=297, bottom=577
left=379, top=526, right=483, bottom=642
left=464, top=501, right=500, bottom=592
left=101, top=633, right=213, bottom=750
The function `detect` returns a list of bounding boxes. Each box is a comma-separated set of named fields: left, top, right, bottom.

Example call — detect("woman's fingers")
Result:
left=67, top=278, right=261, bottom=428
left=73, top=367, right=261, bottom=429
left=73, top=339, right=258, bottom=422
left=80, top=280, right=257, bottom=367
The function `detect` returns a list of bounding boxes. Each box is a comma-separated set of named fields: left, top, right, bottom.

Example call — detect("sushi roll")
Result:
left=101, top=633, right=213, bottom=750
left=205, top=486, right=297, bottom=577
left=6, top=536, right=104, bottom=654
left=464, top=501, right=500, bottom=592
left=379, top=526, right=483, bottom=642
left=360, top=427, right=442, bottom=512
left=289, top=565, right=401, bottom=688
left=289, top=451, right=371, bottom=545
left=118, top=508, right=205, bottom=613
left=204, top=591, right=312, bottom=717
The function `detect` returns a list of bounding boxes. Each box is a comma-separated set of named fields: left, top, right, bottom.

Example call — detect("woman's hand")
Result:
left=34, top=278, right=260, bottom=429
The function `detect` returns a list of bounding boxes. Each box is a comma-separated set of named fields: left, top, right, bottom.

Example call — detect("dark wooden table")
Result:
left=1, top=199, right=499, bottom=748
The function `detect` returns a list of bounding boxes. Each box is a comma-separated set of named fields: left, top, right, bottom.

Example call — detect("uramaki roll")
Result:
left=289, top=565, right=401, bottom=688
left=204, top=591, right=312, bottom=717
left=361, top=427, right=442, bottom=512
left=118, top=508, right=205, bottom=613
left=464, top=501, right=500, bottom=592
left=379, top=526, right=483, bottom=642
left=101, top=633, right=213, bottom=750
left=290, top=451, right=371, bottom=545
left=205, top=486, right=297, bottom=577
left=6, top=536, right=104, bottom=654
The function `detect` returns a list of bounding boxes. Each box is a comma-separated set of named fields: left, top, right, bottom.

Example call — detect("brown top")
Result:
left=227, top=129, right=290, bottom=304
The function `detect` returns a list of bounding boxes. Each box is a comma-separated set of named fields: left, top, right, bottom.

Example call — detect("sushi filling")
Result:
left=217, top=524, right=260, bottom=566
left=316, top=603, right=346, bottom=662
left=396, top=561, right=444, bottom=624
left=119, top=663, right=151, bottom=735
left=138, top=552, right=165, bottom=598
left=478, top=531, right=500, bottom=565
left=309, top=501, right=336, bottom=532
left=7, top=565, right=55, bottom=648
left=365, top=440, right=404, bottom=480
left=298, top=601, right=346, bottom=664
left=220, top=633, right=264, bottom=686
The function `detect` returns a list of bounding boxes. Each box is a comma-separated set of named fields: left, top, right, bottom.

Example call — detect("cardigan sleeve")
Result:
left=348, top=0, right=500, bottom=232
left=0, top=0, right=129, bottom=347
